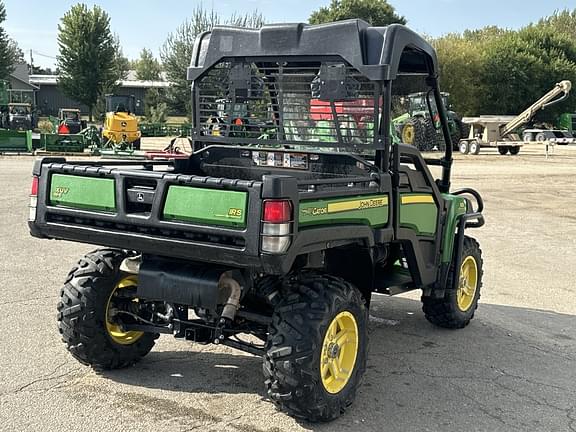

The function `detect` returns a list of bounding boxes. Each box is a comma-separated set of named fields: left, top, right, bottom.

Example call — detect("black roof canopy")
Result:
left=187, top=20, right=438, bottom=82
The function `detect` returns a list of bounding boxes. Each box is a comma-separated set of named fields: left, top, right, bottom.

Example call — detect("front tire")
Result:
left=422, top=236, right=483, bottom=329
left=57, top=248, right=157, bottom=370
left=264, top=272, right=368, bottom=422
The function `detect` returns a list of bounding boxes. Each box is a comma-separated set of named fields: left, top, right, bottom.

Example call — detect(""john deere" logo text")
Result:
left=301, top=197, right=388, bottom=217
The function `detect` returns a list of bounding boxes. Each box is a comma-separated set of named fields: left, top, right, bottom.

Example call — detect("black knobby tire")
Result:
left=509, top=146, right=520, bottom=155
left=448, top=121, right=462, bottom=151
left=402, top=117, right=430, bottom=151
left=422, top=236, right=483, bottom=329
left=423, top=117, right=440, bottom=151
left=455, top=118, right=470, bottom=148
left=57, top=248, right=157, bottom=370
left=498, top=146, right=509, bottom=155
left=263, top=272, right=368, bottom=422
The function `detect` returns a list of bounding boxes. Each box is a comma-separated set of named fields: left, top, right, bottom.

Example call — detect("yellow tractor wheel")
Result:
left=402, top=123, right=415, bottom=144
left=401, top=117, right=432, bottom=150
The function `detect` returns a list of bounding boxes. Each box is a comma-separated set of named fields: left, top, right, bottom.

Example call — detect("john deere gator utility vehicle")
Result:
left=29, top=20, right=484, bottom=422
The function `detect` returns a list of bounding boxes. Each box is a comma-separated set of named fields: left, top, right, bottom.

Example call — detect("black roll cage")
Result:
left=188, top=20, right=454, bottom=193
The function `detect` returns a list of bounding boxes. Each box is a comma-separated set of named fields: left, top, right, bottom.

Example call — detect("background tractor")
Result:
left=393, top=92, right=467, bottom=151
left=557, top=112, right=576, bottom=137
left=102, top=94, right=141, bottom=150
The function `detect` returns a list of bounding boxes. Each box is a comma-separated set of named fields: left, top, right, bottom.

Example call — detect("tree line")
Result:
left=433, top=10, right=576, bottom=122
left=1, top=0, right=576, bottom=123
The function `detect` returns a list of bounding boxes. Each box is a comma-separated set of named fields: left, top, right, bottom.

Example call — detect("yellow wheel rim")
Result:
left=402, top=124, right=415, bottom=144
left=320, top=311, right=359, bottom=394
left=457, top=256, right=478, bottom=312
left=105, top=276, right=144, bottom=345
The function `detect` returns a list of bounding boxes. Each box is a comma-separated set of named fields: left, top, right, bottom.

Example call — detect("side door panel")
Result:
left=393, top=145, right=446, bottom=287
left=399, top=194, right=437, bottom=235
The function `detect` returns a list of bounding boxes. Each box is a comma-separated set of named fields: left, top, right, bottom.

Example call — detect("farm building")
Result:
left=7, top=64, right=38, bottom=105
left=30, top=71, right=171, bottom=117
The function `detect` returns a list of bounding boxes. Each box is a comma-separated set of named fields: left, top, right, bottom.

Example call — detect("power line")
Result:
left=32, top=50, right=57, bottom=60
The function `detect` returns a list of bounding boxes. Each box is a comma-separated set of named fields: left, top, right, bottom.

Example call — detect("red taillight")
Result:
left=263, top=200, right=292, bottom=223
left=31, top=176, right=39, bottom=196
left=29, top=176, right=39, bottom=222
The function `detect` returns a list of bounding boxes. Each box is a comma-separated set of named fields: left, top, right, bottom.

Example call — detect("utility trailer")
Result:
left=459, top=80, right=572, bottom=155
left=29, top=20, right=484, bottom=422
left=459, top=115, right=523, bottom=155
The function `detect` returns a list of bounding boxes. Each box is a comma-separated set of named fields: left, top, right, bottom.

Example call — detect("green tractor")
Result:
left=394, top=91, right=468, bottom=151
left=558, top=112, right=576, bottom=137
left=29, top=21, right=484, bottom=422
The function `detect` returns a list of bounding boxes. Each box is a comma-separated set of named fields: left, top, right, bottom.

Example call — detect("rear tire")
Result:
left=509, top=146, right=520, bottom=155
left=535, top=132, right=546, bottom=142
left=498, top=146, right=509, bottom=155
left=402, top=117, right=434, bottom=151
left=422, top=117, right=438, bottom=151
left=449, top=119, right=462, bottom=150
left=57, top=248, right=157, bottom=370
left=422, top=236, right=483, bottom=329
left=455, top=118, right=470, bottom=145
left=459, top=141, right=470, bottom=154
left=264, top=272, right=368, bottom=422
left=469, top=140, right=481, bottom=155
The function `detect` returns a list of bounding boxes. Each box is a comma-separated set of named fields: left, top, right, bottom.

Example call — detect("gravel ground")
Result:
left=0, top=143, right=575, bottom=432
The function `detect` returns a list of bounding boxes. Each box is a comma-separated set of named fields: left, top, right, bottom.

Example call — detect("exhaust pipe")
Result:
left=128, top=256, right=242, bottom=321
left=218, top=271, right=242, bottom=321
left=120, top=255, right=141, bottom=274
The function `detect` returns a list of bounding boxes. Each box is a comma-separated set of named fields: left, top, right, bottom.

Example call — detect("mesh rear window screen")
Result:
left=194, top=60, right=380, bottom=153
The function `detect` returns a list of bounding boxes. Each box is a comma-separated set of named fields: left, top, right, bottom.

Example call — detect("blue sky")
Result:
left=4, top=0, right=576, bottom=69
